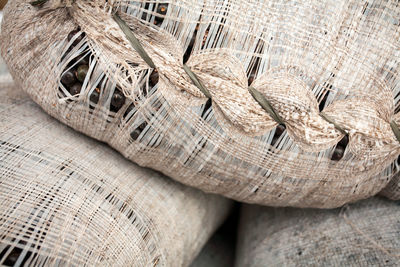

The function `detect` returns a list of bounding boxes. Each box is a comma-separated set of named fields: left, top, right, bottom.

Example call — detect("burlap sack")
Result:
left=1, top=0, right=400, bottom=208
left=236, top=197, right=400, bottom=266
left=0, top=83, right=232, bottom=266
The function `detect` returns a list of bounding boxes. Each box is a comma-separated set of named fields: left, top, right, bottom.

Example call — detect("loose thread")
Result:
left=248, top=86, right=284, bottom=125
left=182, top=64, right=211, bottom=98
left=114, top=13, right=212, bottom=99
left=113, top=13, right=157, bottom=69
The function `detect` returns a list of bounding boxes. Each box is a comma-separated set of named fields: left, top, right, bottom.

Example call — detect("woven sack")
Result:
left=236, top=197, right=400, bottom=266
left=0, top=83, right=232, bottom=266
left=2, top=0, right=400, bottom=208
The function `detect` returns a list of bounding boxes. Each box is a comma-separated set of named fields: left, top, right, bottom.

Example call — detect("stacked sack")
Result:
left=2, top=0, right=400, bottom=266
left=236, top=198, right=400, bottom=266
left=2, top=0, right=400, bottom=208
left=0, top=83, right=232, bottom=266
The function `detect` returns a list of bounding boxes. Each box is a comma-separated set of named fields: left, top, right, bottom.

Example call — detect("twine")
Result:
left=31, top=2, right=400, bottom=145
left=113, top=13, right=400, bottom=145
left=113, top=13, right=353, bottom=138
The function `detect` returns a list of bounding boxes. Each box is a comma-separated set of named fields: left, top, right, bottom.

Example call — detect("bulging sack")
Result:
left=236, top=198, right=400, bottom=266
left=0, top=83, right=232, bottom=266
left=1, top=0, right=400, bottom=208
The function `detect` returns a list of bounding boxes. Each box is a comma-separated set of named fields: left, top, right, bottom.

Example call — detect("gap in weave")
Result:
left=57, top=23, right=168, bottom=145
left=0, top=142, right=165, bottom=266
left=182, top=11, right=202, bottom=64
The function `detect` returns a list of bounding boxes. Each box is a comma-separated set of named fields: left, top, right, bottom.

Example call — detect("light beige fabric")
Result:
left=236, top=197, right=400, bottom=266
left=1, top=0, right=400, bottom=207
left=0, top=83, right=232, bottom=266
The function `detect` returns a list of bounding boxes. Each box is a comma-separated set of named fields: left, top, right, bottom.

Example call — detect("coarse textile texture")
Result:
left=235, top=197, right=400, bottom=267
left=0, top=83, right=232, bottom=266
left=2, top=0, right=400, bottom=208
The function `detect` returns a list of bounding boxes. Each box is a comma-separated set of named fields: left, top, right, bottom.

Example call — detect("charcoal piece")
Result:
left=77, top=54, right=90, bottom=65
left=331, top=146, right=345, bottom=161
left=111, top=89, right=126, bottom=112
left=338, top=134, right=349, bottom=147
left=69, top=83, right=81, bottom=96
left=76, top=65, right=89, bottom=83
left=90, top=88, right=100, bottom=105
left=123, top=103, right=136, bottom=119
left=149, top=70, right=159, bottom=87
left=61, top=70, right=76, bottom=86
left=154, top=4, right=168, bottom=25
left=271, top=124, right=286, bottom=146
left=331, top=135, right=348, bottom=161
left=157, top=4, right=168, bottom=15
left=130, top=122, right=148, bottom=141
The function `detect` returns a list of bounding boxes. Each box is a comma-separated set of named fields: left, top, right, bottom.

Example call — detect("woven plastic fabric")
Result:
left=236, top=197, right=400, bottom=266
left=0, top=83, right=232, bottom=266
left=1, top=0, right=400, bottom=208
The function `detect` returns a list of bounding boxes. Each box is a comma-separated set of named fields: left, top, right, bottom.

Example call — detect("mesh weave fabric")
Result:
left=1, top=0, right=400, bottom=207
left=0, top=83, right=231, bottom=266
